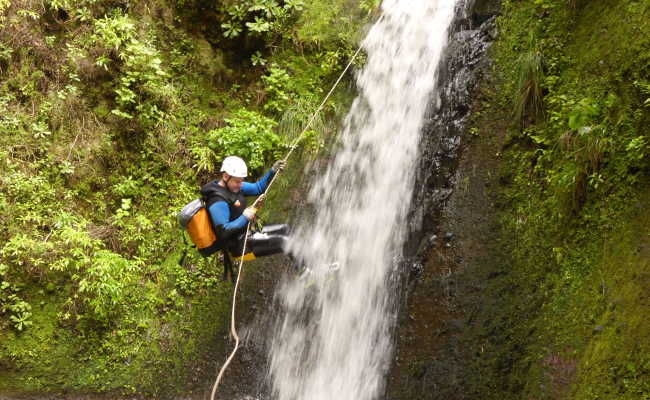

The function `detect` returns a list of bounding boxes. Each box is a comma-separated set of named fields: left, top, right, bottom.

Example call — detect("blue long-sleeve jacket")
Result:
left=202, top=169, right=274, bottom=235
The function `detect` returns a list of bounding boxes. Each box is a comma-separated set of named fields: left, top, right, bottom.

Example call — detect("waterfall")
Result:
left=267, top=0, right=458, bottom=398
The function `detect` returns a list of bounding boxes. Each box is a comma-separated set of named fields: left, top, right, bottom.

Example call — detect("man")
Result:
left=200, top=156, right=289, bottom=265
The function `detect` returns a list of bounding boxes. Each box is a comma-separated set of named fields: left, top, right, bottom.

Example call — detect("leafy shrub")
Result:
left=567, top=97, right=600, bottom=132
left=7, top=297, right=32, bottom=331
left=190, top=145, right=219, bottom=173
left=111, top=176, right=142, bottom=198
left=0, top=0, right=9, bottom=18
left=359, top=0, right=381, bottom=13
left=0, top=263, right=32, bottom=331
left=251, top=51, right=267, bottom=66
left=206, top=109, right=285, bottom=171
left=262, top=65, right=293, bottom=113
left=90, top=10, right=174, bottom=125
left=78, top=250, right=139, bottom=323
left=625, top=136, right=648, bottom=162
left=220, top=0, right=304, bottom=40
left=1, top=171, right=57, bottom=236
left=293, top=0, right=366, bottom=47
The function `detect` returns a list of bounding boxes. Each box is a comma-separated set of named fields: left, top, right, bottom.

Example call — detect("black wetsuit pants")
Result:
left=227, top=224, right=289, bottom=260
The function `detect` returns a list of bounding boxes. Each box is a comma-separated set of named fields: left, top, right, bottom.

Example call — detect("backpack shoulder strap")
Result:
left=201, top=181, right=234, bottom=209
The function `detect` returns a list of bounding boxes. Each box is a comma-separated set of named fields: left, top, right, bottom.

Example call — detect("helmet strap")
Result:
left=222, top=174, right=233, bottom=192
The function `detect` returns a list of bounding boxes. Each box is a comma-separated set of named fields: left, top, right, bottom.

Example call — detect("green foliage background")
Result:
left=0, top=0, right=367, bottom=395
left=1, top=0, right=648, bottom=397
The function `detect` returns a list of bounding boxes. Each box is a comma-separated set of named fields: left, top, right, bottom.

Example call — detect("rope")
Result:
left=209, top=227, right=250, bottom=400
left=254, top=44, right=364, bottom=206
left=209, top=45, right=364, bottom=400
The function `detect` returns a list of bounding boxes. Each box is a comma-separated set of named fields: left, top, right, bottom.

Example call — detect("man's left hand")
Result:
left=272, top=159, right=287, bottom=172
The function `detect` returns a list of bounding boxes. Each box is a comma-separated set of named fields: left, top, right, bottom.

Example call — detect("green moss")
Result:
left=572, top=205, right=650, bottom=399
left=0, top=252, right=233, bottom=396
left=0, top=291, right=79, bottom=392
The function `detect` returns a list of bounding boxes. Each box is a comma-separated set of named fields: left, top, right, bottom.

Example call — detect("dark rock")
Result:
left=406, top=0, right=496, bottom=247
left=391, top=0, right=500, bottom=397
left=410, top=261, right=424, bottom=278
left=469, top=0, right=501, bottom=27
left=445, top=319, right=465, bottom=333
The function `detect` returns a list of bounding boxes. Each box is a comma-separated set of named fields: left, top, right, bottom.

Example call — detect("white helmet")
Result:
left=220, top=156, right=248, bottom=178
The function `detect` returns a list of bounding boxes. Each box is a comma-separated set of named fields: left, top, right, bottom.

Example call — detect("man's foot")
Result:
left=297, top=266, right=312, bottom=280
left=297, top=262, right=340, bottom=280
left=325, top=261, right=340, bottom=272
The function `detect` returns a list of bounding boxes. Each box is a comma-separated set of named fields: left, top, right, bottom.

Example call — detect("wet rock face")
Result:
left=468, top=0, right=502, bottom=26
left=386, top=1, right=499, bottom=398
left=407, top=0, right=497, bottom=256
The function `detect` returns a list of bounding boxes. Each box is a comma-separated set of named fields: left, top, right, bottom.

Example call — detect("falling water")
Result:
left=268, top=0, right=458, bottom=399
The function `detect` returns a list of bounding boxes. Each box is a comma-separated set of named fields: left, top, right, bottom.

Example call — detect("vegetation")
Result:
left=466, top=0, right=649, bottom=398
left=0, top=0, right=370, bottom=395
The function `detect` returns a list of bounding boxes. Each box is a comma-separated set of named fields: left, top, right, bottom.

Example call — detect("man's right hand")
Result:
left=243, top=206, right=258, bottom=221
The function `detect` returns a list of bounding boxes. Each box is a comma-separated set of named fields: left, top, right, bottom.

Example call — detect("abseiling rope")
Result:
left=209, top=45, right=364, bottom=400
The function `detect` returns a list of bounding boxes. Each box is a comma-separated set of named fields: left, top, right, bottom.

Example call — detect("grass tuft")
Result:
left=513, top=47, right=544, bottom=128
